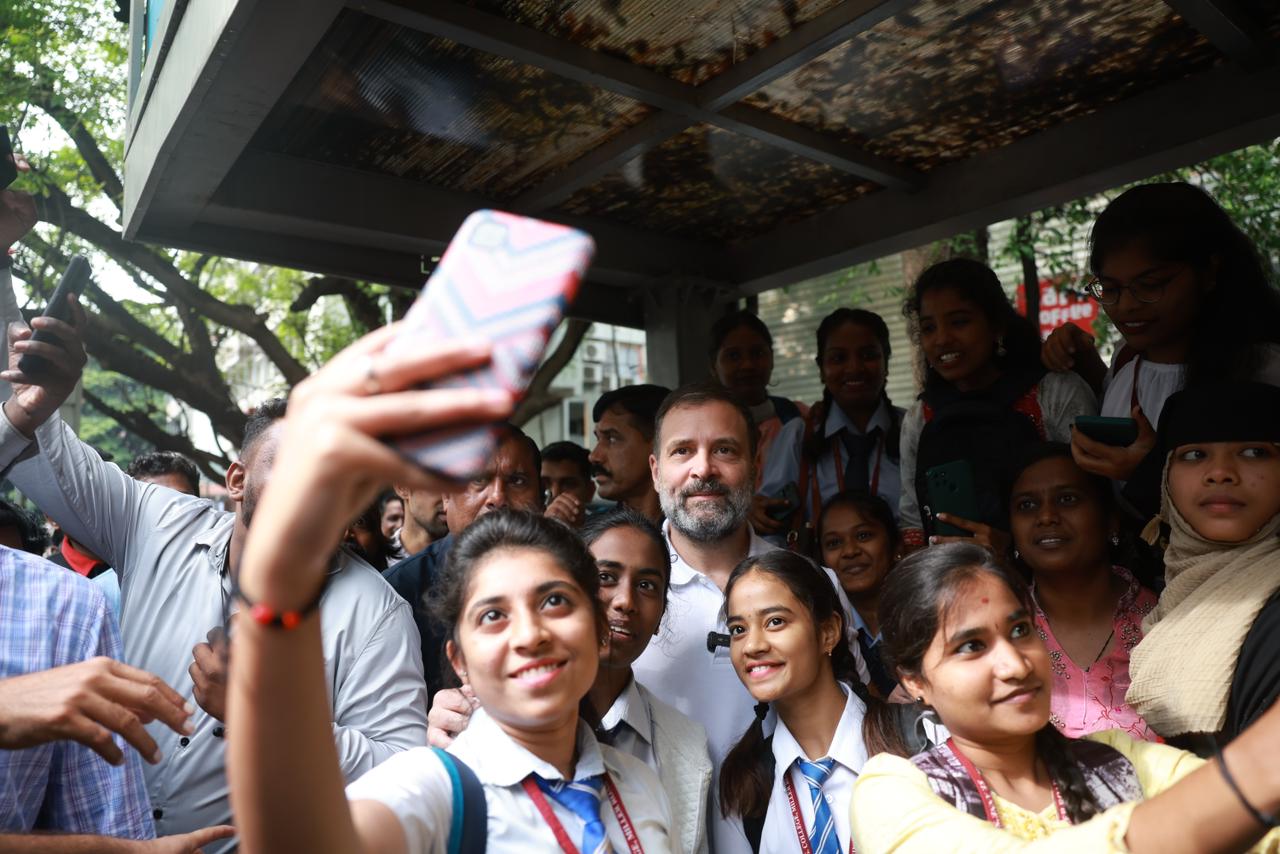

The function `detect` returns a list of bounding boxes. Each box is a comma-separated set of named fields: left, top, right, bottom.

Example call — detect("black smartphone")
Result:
left=1074, top=415, right=1139, bottom=447
left=767, top=482, right=800, bottom=522
left=925, top=460, right=980, bottom=538
left=18, top=255, right=92, bottom=376
left=0, top=127, right=16, bottom=190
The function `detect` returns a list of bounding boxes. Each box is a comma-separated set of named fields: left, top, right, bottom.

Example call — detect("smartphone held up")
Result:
left=387, top=210, right=595, bottom=482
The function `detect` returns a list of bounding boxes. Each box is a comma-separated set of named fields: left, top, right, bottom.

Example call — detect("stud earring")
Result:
left=996, top=336, right=1007, bottom=357
left=1111, top=533, right=1121, bottom=547
left=1012, top=548, right=1020, bottom=560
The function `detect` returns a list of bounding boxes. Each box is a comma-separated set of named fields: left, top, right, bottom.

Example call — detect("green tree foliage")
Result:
left=0, top=0, right=411, bottom=479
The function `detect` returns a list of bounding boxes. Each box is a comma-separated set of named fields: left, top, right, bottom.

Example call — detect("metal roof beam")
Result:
left=696, top=0, right=916, bottom=112
left=206, top=151, right=734, bottom=287
left=1164, top=0, right=1274, bottom=69
left=351, top=0, right=922, bottom=197
left=729, top=61, right=1280, bottom=295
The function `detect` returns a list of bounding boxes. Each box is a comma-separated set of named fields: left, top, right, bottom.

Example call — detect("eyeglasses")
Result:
left=1086, top=266, right=1186, bottom=306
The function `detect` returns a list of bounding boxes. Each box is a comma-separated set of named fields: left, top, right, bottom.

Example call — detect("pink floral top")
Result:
left=1033, top=567, right=1159, bottom=742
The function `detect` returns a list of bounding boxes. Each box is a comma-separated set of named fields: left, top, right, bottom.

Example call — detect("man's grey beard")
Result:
left=660, top=476, right=753, bottom=544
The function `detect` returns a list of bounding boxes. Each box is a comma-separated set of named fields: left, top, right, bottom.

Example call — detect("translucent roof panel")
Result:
left=409, top=0, right=846, bottom=85
left=743, top=0, right=1224, bottom=172
left=553, top=123, right=877, bottom=243
left=251, top=8, right=654, bottom=199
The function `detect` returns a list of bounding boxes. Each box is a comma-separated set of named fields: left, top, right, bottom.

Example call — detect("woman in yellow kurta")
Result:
left=850, top=542, right=1280, bottom=854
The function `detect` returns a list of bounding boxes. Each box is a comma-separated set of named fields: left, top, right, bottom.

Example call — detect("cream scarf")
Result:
left=1126, top=465, right=1280, bottom=737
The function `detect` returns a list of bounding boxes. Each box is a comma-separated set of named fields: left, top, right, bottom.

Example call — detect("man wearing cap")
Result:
left=589, top=384, right=669, bottom=524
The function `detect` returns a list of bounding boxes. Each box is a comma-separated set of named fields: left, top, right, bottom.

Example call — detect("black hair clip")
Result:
left=706, top=631, right=730, bottom=652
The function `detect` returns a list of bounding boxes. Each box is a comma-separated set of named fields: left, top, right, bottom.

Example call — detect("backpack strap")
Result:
left=770, top=395, right=803, bottom=426
left=431, top=747, right=488, bottom=854
left=742, top=735, right=775, bottom=853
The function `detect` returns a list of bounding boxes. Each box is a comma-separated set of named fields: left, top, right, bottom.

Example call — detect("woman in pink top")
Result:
left=1008, top=443, right=1159, bottom=741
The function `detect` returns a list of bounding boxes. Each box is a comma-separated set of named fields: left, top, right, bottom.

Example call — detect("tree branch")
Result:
left=80, top=387, right=229, bottom=481
left=33, top=187, right=310, bottom=385
left=512, top=319, right=590, bottom=425
left=290, top=276, right=384, bottom=334
left=19, top=76, right=125, bottom=213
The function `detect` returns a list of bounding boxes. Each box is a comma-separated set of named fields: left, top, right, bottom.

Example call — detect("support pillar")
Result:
left=642, top=283, right=732, bottom=389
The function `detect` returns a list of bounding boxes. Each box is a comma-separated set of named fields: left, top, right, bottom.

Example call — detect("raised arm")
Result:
left=226, top=325, right=511, bottom=854
left=0, top=296, right=154, bottom=573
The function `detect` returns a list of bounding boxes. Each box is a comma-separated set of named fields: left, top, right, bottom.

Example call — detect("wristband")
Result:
left=1217, top=748, right=1280, bottom=829
left=230, top=572, right=329, bottom=630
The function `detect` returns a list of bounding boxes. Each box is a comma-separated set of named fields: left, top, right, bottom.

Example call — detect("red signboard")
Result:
left=1017, top=279, right=1098, bottom=339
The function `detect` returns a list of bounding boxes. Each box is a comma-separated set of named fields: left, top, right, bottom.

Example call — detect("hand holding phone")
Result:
left=18, top=255, right=92, bottom=377
left=924, top=460, right=979, bottom=538
left=1074, top=415, right=1139, bottom=447
left=766, top=483, right=801, bottom=522
left=387, top=211, right=593, bottom=481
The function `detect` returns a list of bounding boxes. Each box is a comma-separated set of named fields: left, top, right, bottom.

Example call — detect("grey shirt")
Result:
left=0, top=268, right=428, bottom=848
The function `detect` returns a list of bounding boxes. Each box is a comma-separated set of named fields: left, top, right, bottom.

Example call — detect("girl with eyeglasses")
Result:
left=1041, top=183, right=1280, bottom=513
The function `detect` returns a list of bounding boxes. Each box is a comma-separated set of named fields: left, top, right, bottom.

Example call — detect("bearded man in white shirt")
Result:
left=631, top=382, right=865, bottom=854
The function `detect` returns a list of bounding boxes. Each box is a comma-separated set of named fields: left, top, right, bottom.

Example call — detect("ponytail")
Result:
left=1035, top=725, right=1102, bottom=823
left=719, top=702, right=773, bottom=820
left=801, top=391, right=832, bottom=463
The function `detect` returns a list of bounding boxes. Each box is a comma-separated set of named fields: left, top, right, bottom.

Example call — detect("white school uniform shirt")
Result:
left=1100, top=344, right=1280, bottom=426
left=758, top=398, right=903, bottom=532
left=601, top=677, right=713, bottom=854
left=631, top=522, right=867, bottom=854
left=757, top=685, right=868, bottom=854
left=346, top=707, right=675, bottom=853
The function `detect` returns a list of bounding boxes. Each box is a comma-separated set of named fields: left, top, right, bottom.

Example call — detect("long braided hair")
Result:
left=804, top=309, right=901, bottom=465
left=878, top=542, right=1103, bottom=823
left=718, top=550, right=908, bottom=821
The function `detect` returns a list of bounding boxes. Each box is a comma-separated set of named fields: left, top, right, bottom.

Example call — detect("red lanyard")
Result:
left=814, top=432, right=884, bottom=518
left=782, top=771, right=855, bottom=854
left=944, top=739, right=1067, bottom=827
left=522, top=773, right=644, bottom=854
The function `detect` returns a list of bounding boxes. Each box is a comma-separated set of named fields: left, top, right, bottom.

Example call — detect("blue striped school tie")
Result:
left=797, top=757, right=843, bottom=854
left=533, top=773, right=612, bottom=854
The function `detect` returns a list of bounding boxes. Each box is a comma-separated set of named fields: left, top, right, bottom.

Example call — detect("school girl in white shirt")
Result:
left=224, top=334, right=674, bottom=854
left=428, top=507, right=714, bottom=853
left=719, top=550, right=925, bottom=853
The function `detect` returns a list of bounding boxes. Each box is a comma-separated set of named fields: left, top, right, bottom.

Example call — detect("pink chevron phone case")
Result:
left=388, top=210, right=594, bottom=481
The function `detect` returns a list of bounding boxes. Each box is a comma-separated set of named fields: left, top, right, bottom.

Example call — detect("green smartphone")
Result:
left=925, top=460, right=979, bottom=538
left=1074, top=415, right=1138, bottom=447
left=767, top=482, right=800, bottom=522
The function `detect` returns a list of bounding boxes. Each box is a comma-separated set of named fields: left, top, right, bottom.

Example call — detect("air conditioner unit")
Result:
left=582, top=364, right=602, bottom=383
left=582, top=343, right=604, bottom=362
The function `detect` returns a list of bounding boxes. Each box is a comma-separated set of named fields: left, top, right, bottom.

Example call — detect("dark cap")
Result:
left=592, top=384, right=672, bottom=437
left=1158, top=382, right=1280, bottom=451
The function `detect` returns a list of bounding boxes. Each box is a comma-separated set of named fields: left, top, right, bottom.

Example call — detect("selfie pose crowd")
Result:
left=2, top=151, right=1280, bottom=853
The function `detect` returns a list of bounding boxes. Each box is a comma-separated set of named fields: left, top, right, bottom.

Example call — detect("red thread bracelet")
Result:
left=231, top=574, right=328, bottom=630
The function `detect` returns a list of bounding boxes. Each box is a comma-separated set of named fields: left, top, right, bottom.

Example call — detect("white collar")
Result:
left=662, top=519, right=778, bottom=586
left=452, top=707, right=607, bottom=787
left=823, top=398, right=892, bottom=440
left=770, top=683, right=870, bottom=777
left=599, top=675, right=654, bottom=746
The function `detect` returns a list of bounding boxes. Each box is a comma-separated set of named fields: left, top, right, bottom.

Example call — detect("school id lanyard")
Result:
left=944, top=739, right=1068, bottom=827
left=782, top=772, right=855, bottom=854
left=522, top=773, right=645, bottom=854
left=811, top=431, right=885, bottom=520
